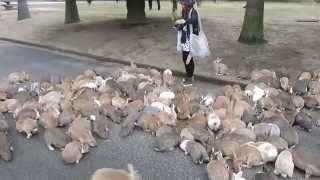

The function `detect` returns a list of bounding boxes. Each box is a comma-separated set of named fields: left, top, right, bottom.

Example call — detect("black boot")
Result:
left=182, top=76, right=194, bottom=87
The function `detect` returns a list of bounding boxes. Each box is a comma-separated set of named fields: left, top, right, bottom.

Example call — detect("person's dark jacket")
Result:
left=176, top=9, right=199, bottom=44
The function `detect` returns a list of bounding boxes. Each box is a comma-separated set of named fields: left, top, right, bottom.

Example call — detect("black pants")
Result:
left=182, top=51, right=195, bottom=78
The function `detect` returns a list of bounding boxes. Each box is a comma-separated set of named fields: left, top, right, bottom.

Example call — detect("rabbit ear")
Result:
left=232, top=151, right=238, bottom=159
left=247, top=122, right=254, bottom=131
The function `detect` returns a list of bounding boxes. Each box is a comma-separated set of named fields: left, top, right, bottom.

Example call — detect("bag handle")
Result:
left=188, top=7, right=204, bottom=34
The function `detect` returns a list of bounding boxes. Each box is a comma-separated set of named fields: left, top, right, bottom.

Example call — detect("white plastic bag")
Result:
left=189, top=9, right=210, bottom=59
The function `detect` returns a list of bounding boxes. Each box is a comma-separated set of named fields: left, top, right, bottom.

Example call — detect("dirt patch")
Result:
left=0, top=2, right=319, bottom=80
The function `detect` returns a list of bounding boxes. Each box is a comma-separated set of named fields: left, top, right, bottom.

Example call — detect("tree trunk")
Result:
left=238, top=0, right=266, bottom=44
left=127, top=0, right=146, bottom=23
left=65, top=0, right=80, bottom=24
left=17, top=0, right=31, bottom=21
left=172, top=0, right=178, bottom=12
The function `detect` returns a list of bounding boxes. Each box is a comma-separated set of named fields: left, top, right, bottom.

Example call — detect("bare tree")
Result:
left=17, top=0, right=31, bottom=21
left=126, top=0, right=146, bottom=23
left=239, top=0, right=266, bottom=44
left=65, top=0, right=80, bottom=24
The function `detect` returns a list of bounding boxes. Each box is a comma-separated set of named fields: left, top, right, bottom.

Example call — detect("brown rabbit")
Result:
left=174, top=94, right=191, bottom=120
left=207, top=152, right=230, bottom=180
left=213, top=138, right=240, bottom=159
left=137, top=113, right=163, bottom=134
left=0, top=101, right=8, bottom=113
left=92, top=113, right=110, bottom=139
left=0, top=89, right=7, bottom=101
left=111, top=96, right=127, bottom=110
left=0, top=119, right=9, bottom=133
left=188, top=114, right=207, bottom=129
left=15, top=108, right=39, bottom=120
left=153, top=131, right=179, bottom=152
left=58, top=105, right=75, bottom=127
left=91, top=164, right=141, bottom=180
left=62, top=141, right=84, bottom=164
left=44, top=127, right=70, bottom=151
left=122, top=100, right=144, bottom=116
left=40, top=109, right=59, bottom=129
left=233, top=142, right=264, bottom=171
left=293, top=145, right=320, bottom=179
left=67, top=116, right=97, bottom=147
left=99, top=93, right=113, bottom=106
left=0, top=132, right=13, bottom=161
left=213, top=96, right=230, bottom=110
left=16, top=118, right=38, bottom=139
left=156, top=111, right=177, bottom=126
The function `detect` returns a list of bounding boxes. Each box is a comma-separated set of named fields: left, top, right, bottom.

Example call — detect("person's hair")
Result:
left=181, top=0, right=195, bottom=6
left=182, top=5, right=193, bottom=18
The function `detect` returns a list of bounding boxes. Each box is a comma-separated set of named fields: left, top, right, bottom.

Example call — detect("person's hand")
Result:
left=175, top=19, right=186, bottom=25
left=186, top=54, right=192, bottom=65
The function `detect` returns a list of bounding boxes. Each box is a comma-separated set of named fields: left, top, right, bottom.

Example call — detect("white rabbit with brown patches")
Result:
left=254, top=142, right=278, bottom=163
left=212, top=57, right=228, bottom=76
left=232, top=171, right=246, bottom=180
left=162, top=69, right=175, bottom=87
left=280, top=77, right=291, bottom=92
left=180, top=140, right=209, bottom=164
left=207, top=110, right=221, bottom=131
left=274, top=150, right=294, bottom=178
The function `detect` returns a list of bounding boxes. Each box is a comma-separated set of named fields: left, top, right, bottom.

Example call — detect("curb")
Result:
left=0, top=37, right=249, bottom=86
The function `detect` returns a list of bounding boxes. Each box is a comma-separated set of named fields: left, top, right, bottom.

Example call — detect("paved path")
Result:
left=0, top=40, right=319, bottom=180
left=0, top=40, right=210, bottom=180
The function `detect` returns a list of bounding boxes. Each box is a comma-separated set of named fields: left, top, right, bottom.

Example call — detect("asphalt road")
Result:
left=0, top=40, right=320, bottom=180
left=0, top=40, right=212, bottom=180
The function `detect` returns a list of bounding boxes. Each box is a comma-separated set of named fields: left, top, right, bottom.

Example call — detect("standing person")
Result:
left=175, top=0, right=199, bottom=87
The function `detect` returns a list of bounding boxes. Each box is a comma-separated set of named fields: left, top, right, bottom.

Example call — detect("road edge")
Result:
left=0, top=37, right=249, bottom=86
